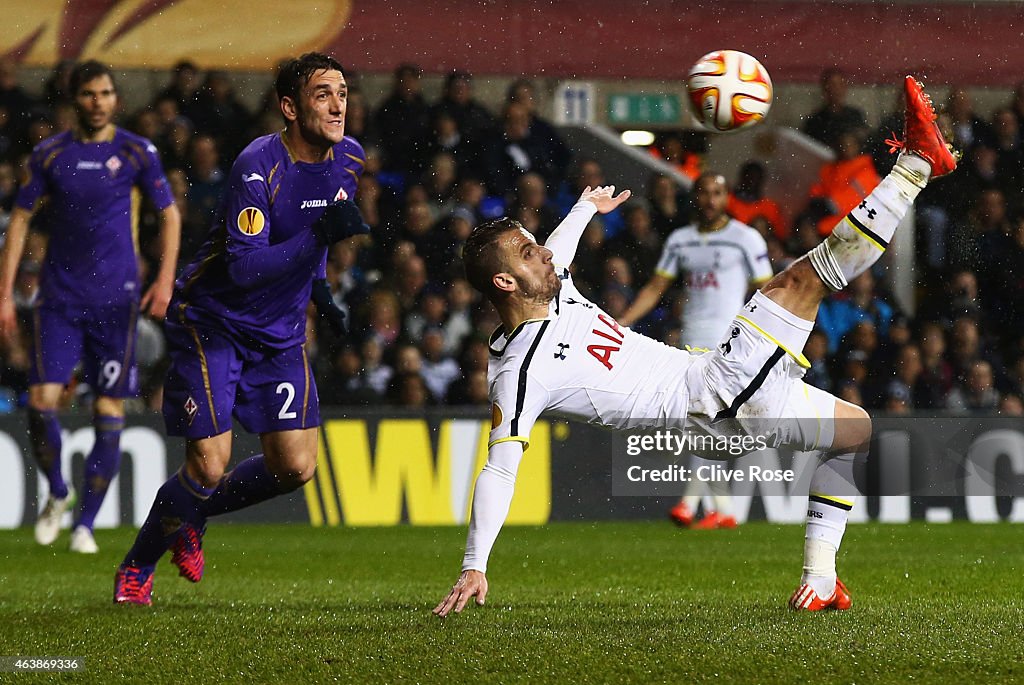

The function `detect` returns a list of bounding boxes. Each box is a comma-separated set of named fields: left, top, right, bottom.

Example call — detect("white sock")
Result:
left=683, top=456, right=713, bottom=511
left=708, top=478, right=733, bottom=517
left=711, top=494, right=732, bottom=517
left=801, top=453, right=860, bottom=596
left=807, top=152, right=931, bottom=291
left=801, top=538, right=838, bottom=597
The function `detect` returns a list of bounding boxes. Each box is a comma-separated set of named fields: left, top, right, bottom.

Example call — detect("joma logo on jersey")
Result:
left=587, top=314, right=624, bottom=371
left=300, top=199, right=329, bottom=209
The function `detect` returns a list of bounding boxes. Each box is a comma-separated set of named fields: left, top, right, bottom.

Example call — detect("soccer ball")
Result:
left=686, top=50, right=773, bottom=133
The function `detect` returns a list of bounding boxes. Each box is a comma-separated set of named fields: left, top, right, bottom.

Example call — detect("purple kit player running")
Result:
left=0, top=61, right=181, bottom=554
left=114, top=52, right=368, bottom=605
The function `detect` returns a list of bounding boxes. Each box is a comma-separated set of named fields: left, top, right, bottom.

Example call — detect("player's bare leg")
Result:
left=759, top=260, right=829, bottom=321
left=260, top=428, right=319, bottom=487
left=29, top=383, right=73, bottom=546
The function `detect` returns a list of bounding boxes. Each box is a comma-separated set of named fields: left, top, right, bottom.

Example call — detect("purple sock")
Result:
left=121, top=469, right=214, bottom=568
left=201, top=455, right=286, bottom=517
left=75, top=415, right=125, bottom=531
left=28, top=408, right=67, bottom=499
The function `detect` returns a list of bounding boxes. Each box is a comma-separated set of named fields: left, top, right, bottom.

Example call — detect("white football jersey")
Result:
left=655, top=219, right=772, bottom=348
left=487, top=269, right=698, bottom=448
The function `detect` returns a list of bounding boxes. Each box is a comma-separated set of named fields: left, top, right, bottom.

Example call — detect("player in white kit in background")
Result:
left=620, top=173, right=773, bottom=529
left=433, top=76, right=958, bottom=617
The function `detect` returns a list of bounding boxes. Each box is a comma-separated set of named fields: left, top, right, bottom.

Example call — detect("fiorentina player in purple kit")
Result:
left=114, top=52, right=368, bottom=605
left=0, top=61, right=181, bottom=553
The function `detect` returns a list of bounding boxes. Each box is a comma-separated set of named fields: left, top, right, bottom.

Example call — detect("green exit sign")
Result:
left=607, top=93, right=683, bottom=125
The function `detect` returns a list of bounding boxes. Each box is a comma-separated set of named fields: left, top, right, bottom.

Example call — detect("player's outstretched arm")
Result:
left=433, top=440, right=524, bottom=617
left=0, top=208, right=33, bottom=340
left=544, top=185, right=631, bottom=267
left=140, top=204, right=182, bottom=319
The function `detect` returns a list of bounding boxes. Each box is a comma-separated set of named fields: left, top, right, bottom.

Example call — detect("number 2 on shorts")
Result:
left=276, top=382, right=297, bottom=420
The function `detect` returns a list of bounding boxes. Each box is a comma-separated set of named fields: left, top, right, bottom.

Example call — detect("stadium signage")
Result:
left=305, top=418, right=550, bottom=526
left=0, top=412, right=1022, bottom=527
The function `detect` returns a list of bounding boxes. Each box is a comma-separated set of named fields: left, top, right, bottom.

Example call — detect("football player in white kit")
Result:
left=434, top=76, right=958, bottom=616
left=620, top=172, right=773, bottom=529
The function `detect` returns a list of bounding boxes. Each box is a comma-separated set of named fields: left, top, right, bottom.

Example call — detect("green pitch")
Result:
left=1, top=522, right=1022, bottom=684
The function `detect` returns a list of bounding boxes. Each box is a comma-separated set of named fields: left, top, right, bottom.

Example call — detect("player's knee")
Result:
left=184, top=447, right=228, bottom=487
left=185, top=435, right=233, bottom=488
left=268, top=455, right=316, bottom=491
left=27, top=389, right=61, bottom=412
left=93, top=396, right=125, bottom=418
left=187, top=460, right=227, bottom=489
left=833, top=403, right=871, bottom=454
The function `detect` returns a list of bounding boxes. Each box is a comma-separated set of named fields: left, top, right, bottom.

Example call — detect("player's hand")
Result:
left=310, top=278, right=348, bottom=337
left=141, top=276, right=174, bottom=320
left=433, top=570, right=488, bottom=618
left=578, top=185, right=631, bottom=214
left=0, top=296, right=17, bottom=341
left=313, top=200, right=371, bottom=245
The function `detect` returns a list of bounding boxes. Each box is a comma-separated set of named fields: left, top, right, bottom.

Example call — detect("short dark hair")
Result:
left=70, top=60, right=115, bottom=95
left=463, top=217, right=521, bottom=296
left=275, top=52, right=344, bottom=103
left=694, top=170, right=728, bottom=191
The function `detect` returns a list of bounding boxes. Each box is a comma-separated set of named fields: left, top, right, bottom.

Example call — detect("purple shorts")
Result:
left=162, top=316, right=320, bottom=439
left=29, top=303, right=140, bottom=397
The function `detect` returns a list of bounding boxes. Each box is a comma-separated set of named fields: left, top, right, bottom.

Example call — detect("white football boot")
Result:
left=69, top=525, right=99, bottom=554
left=34, top=487, right=76, bottom=546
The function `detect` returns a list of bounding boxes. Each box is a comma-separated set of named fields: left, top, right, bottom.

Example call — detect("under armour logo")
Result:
left=745, top=303, right=758, bottom=313
left=558, top=268, right=570, bottom=281
left=720, top=327, right=741, bottom=355
left=565, top=298, right=593, bottom=309
left=858, top=200, right=877, bottom=220
left=554, top=343, right=570, bottom=360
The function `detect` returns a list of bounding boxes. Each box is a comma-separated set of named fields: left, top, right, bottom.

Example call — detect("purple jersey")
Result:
left=175, top=133, right=365, bottom=350
left=15, top=128, right=174, bottom=307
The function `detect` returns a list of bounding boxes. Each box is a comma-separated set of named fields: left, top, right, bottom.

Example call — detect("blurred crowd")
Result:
left=0, top=58, right=1023, bottom=416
